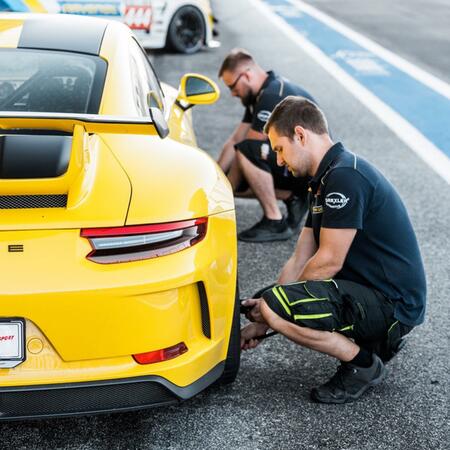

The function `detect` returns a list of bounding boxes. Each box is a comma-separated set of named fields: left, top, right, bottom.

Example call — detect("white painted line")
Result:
left=290, top=0, right=450, bottom=100
left=249, top=0, right=450, bottom=185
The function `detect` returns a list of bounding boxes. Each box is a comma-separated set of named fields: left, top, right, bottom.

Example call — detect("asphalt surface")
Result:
left=1, top=1, right=449, bottom=449
left=302, top=0, right=450, bottom=84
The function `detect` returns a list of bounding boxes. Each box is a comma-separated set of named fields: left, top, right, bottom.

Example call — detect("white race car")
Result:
left=124, top=0, right=219, bottom=54
left=0, top=0, right=218, bottom=54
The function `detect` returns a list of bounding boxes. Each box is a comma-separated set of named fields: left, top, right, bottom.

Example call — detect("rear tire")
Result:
left=167, top=6, right=206, bottom=54
left=216, top=281, right=241, bottom=385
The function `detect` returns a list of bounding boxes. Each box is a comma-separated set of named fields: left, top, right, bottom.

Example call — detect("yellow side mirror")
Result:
left=177, top=73, right=220, bottom=106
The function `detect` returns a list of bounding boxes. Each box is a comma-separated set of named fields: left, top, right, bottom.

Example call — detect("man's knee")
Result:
left=236, top=149, right=254, bottom=169
left=261, top=298, right=334, bottom=345
left=261, top=298, right=310, bottom=335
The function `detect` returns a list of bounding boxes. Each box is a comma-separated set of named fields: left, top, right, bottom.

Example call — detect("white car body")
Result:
left=124, top=0, right=214, bottom=50
left=0, top=0, right=215, bottom=51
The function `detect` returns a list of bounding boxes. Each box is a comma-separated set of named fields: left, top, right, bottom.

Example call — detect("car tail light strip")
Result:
left=89, top=230, right=184, bottom=250
left=81, top=218, right=207, bottom=264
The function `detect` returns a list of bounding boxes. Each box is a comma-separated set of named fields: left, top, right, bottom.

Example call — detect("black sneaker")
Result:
left=284, top=195, right=308, bottom=229
left=238, top=216, right=293, bottom=242
left=310, top=354, right=387, bottom=404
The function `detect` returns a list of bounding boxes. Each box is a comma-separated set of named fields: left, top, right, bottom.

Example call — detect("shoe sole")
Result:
left=310, top=365, right=388, bottom=404
left=238, top=231, right=293, bottom=243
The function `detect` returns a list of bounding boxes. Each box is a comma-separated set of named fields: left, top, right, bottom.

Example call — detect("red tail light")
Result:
left=81, top=218, right=207, bottom=264
left=133, top=342, right=188, bottom=364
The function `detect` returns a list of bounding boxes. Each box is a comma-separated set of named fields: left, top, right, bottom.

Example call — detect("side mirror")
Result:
left=176, top=73, right=220, bottom=106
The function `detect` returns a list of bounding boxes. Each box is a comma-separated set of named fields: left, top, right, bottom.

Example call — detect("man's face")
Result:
left=268, top=127, right=310, bottom=178
left=222, top=69, right=254, bottom=107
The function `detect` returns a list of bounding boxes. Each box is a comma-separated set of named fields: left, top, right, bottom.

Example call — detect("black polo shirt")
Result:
left=243, top=71, right=316, bottom=132
left=305, top=142, right=426, bottom=327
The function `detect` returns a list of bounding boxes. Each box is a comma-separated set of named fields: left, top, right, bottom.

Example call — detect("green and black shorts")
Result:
left=261, top=279, right=412, bottom=361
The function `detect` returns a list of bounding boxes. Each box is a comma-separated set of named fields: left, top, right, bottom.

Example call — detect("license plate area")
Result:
left=0, top=318, right=25, bottom=369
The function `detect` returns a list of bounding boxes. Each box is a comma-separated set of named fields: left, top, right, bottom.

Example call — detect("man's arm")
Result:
left=278, top=227, right=317, bottom=284
left=298, top=227, right=357, bottom=280
left=217, top=122, right=251, bottom=172
left=244, top=227, right=317, bottom=324
left=241, top=228, right=357, bottom=348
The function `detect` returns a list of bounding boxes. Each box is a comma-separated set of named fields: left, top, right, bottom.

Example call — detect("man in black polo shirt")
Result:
left=240, top=97, right=426, bottom=403
left=218, top=48, right=317, bottom=242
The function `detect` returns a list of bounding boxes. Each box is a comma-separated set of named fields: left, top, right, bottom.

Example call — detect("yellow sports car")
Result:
left=0, top=13, right=239, bottom=420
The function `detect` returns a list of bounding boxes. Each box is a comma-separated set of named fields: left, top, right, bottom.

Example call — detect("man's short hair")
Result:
left=264, top=96, right=329, bottom=137
left=218, top=48, right=254, bottom=77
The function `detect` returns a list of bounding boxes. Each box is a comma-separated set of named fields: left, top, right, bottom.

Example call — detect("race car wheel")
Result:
left=216, top=280, right=241, bottom=385
left=167, top=6, right=206, bottom=54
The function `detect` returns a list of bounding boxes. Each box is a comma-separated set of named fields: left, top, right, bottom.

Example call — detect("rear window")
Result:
left=0, top=49, right=107, bottom=114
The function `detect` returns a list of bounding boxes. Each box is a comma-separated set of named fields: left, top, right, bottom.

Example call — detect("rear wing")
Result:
left=0, top=110, right=169, bottom=138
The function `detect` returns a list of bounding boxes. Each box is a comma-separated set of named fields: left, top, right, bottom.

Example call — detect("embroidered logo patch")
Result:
left=257, top=110, right=271, bottom=123
left=312, top=205, right=323, bottom=214
left=260, top=143, right=270, bottom=160
left=325, top=192, right=349, bottom=209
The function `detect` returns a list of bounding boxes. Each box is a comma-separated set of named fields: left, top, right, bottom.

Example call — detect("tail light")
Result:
left=133, top=342, right=188, bottom=365
left=81, top=218, right=207, bottom=264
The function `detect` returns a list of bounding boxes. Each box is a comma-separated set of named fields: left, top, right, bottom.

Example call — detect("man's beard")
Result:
left=240, top=90, right=256, bottom=107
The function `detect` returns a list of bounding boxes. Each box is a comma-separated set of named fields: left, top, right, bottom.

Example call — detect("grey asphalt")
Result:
left=1, top=0, right=449, bottom=448
left=302, top=0, right=450, bottom=84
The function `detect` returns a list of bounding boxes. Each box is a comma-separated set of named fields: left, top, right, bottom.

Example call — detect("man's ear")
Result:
left=243, top=70, right=251, bottom=84
left=294, top=125, right=306, bottom=143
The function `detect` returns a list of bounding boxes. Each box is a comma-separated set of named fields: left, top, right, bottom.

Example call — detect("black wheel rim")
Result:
left=174, top=11, right=203, bottom=49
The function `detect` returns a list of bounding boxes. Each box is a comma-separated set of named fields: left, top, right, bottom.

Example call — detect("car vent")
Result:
left=197, top=281, right=211, bottom=339
left=0, top=194, right=67, bottom=209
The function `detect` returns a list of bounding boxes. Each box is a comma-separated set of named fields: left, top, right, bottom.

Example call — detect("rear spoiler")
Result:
left=0, top=109, right=169, bottom=138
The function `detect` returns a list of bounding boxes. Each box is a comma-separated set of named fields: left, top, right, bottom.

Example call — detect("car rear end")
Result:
left=0, top=210, right=236, bottom=419
left=0, top=15, right=237, bottom=420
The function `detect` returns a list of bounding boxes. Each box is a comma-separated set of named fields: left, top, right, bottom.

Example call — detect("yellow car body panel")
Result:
left=0, top=13, right=238, bottom=418
left=165, top=84, right=198, bottom=147
left=0, top=211, right=236, bottom=388
left=101, top=133, right=234, bottom=223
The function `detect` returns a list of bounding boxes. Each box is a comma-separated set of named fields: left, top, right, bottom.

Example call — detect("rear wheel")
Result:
left=216, top=281, right=241, bottom=384
left=167, top=6, right=206, bottom=54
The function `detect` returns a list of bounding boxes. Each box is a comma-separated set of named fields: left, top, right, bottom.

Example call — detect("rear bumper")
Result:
left=0, top=362, right=224, bottom=421
left=0, top=211, right=237, bottom=388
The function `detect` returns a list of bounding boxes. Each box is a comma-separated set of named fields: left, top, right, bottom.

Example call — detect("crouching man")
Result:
left=241, top=96, right=426, bottom=403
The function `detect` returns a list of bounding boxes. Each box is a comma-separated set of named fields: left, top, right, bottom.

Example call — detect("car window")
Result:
left=0, top=49, right=107, bottom=114
left=129, top=39, right=164, bottom=116
left=129, top=54, right=149, bottom=117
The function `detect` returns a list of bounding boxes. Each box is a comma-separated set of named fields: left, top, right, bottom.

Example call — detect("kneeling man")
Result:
left=241, top=96, right=427, bottom=403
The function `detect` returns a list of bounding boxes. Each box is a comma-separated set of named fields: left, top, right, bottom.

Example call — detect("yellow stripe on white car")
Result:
left=0, top=20, right=24, bottom=48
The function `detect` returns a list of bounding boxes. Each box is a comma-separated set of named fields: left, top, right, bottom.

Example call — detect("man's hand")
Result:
left=241, top=298, right=265, bottom=323
left=240, top=323, right=270, bottom=350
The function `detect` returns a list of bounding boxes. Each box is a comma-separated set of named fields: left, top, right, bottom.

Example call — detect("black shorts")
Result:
left=235, top=139, right=309, bottom=197
left=262, top=279, right=413, bottom=361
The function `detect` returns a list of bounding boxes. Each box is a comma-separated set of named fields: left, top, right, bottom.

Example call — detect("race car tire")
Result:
left=216, top=280, right=241, bottom=385
left=167, top=6, right=206, bottom=54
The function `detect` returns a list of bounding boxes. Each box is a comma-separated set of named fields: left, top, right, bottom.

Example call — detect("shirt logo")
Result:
left=325, top=192, right=349, bottom=209
left=260, top=143, right=270, bottom=160
left=257, top=110, right=271, bottom=123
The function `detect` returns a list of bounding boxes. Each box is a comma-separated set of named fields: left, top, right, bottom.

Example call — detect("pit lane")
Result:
left=1, top=0, right=449, bottom=448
